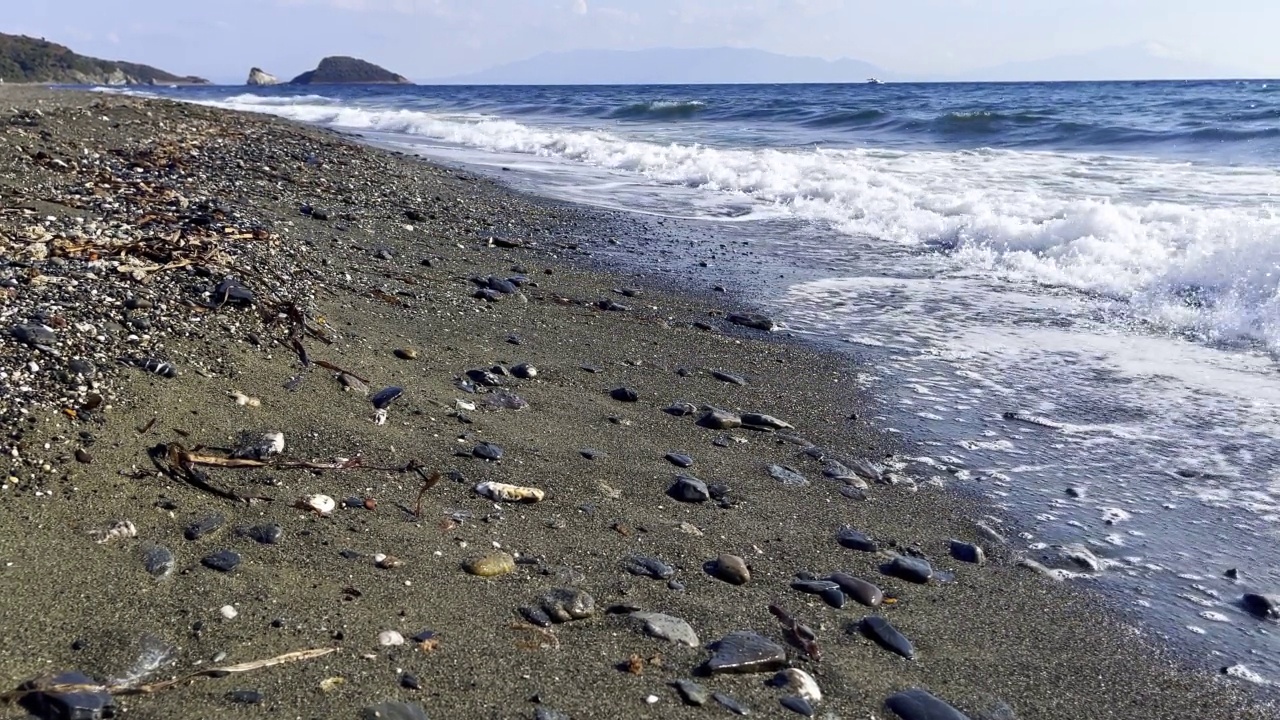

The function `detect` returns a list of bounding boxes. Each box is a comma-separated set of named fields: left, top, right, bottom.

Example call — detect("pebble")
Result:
left=668, top=475, right=710, bottom=503
left=226, top=690, right=264, bottom=704
left=885, top=688, right=971, bottom=720
left=949, top=540, right=985, bottom=564
left=711, top=370, right=747, bottom=385
left=705, top=631, right=786, bottom=674
left=624, top=555, right=676, bottom=580
left=727, top=312, right=777, bottom=331
left=781, top=696, right=816, bottom=717
left=143, top=546, right=175, bottom=578
left=370, top=386, right=404, bottom=409
left=707, top=554, right=751, bottom=585
left=184, top=514, right=225, bottom=541
left=861, top=616, right=915, bottom=659
left=360, top=701, right=428, bottom=720
left=378, top=630, right=406, bottom=647
left=538, top=587, right=596, bottom=623
left=631, top=611, right=700, bottom=647
left=698, top=408, right=741, bottom=429
left=400, top=672, right=421, bottom=690
left=580, top=448, right=604, bottom=460
left=534, top=709, right=571, bottom=720
left=1241, top=593, right=1279, bottom=620
left=21, top=671, right=115, bottom=720
left=773, top=668, right=822, bottom=702
left=672, top=679, right=709, bottom=706
left=791, top=578, right=846, bottom=608
left=473, top=442, right=504, bottom=461
left=512, top=363, right=538, bottom=379
left=245, top=523, right=283, bottom=545
left=611, top=386, right=639, bottom=402
left=827, top=573, right=884, bottom=607
left=768, top=464, right=809, bottom=486
left=74, top=448, right=93, bottom=464
left=741, top=413, right=795, bottom=430
left=464, top=551, right=516, bottom=577
left=665, top=452, right=694, bottom=468
left=10, top=323, right=56, bottom=345
left=837, top=526, right=878, bottom=552
left=220, top=605, right=238, bottom=620
left=201, top=550, right=241, bottom=573
left=393, top=348, right=418, bottom=360
left=663, top=402, right=698, bottom=417
left=466, top=369, right=505, bottom=386
left=297, top=494, right=336, bottom=515
left=474, top=481, right=545, bottom=503
left=713, top=692, right=751, bottom=715
left=885, top=555, right=934, bottom=584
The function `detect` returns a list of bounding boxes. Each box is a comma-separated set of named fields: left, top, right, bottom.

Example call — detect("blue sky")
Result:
left=6, top=0, right=1276, bottom=81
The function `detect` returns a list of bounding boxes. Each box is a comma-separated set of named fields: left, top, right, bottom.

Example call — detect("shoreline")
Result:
left=0, top=86, right=1272, bottom=719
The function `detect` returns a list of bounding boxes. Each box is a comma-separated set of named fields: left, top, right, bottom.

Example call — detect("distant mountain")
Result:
left=437, top=47, right=884, bottom=85
left=0, top=33, right=207, bottom=85
left=954, top=43, right=1245, bottom=82
left=289, top=56, right=412, bottom=85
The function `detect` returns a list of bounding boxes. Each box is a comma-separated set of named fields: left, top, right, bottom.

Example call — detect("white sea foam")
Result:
left=207, top=94, right=1280, bottom=354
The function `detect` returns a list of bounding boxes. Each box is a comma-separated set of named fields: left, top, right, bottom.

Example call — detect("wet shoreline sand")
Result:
left=0, top=87, right=1270, bottom=719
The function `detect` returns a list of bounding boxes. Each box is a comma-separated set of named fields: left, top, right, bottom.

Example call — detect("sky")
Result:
left=5, top=0, right=1278, bottom=82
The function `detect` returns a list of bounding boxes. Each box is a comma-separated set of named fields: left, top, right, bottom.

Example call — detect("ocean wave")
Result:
left=608, top=100, right=707, bottom=120
left=210, top=95, right=1280, bottom=353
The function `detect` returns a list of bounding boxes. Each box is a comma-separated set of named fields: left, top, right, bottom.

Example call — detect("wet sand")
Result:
left=0, top=87, right=1272, bottom=719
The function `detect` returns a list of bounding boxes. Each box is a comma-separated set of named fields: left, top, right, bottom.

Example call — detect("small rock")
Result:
left=885, top=689, right=971, bottom=720
left=394, top=348, right=418, bottom=360
left=885, top=555, right=933, bottom=584
left=727, top=313, right=777, bottom=331
left=580, top=448, right=604, bottom=460
left=201, top=550, right=241, bottom=573
left=707, top=554, right=751, bottom=585
left=668, top=475, right=710, bottom=503
left=1241, top=593, right=1280, bottom=620
left=624, top=555, right=676, bottom=580
left=74, top=449, right=93, bottom=464
left=378, top=630, right=406, bottom=647
left=664, top=402, right=698, bottom=417
left=10, top=323, right=56, bottom=345
left=713, top=693, right=751, bottom=715
left=665, top=452, right=694, bottom=468
left=949, top=540, right=985, bottom=564
left=711, top=370, right=747, bottom=385
left=473, top=442, right=504, bottom=461
left=371, top=386, right=404, bottom=409
left=632, top=611, right=699, bottom=647
left=143, top=546, right=175, bottom=578
left=512, top=363, right=538, bottom=379
left=184, top=514, right=224, bottom=541
left=837, top=526, right=878, bottom=552
left=791, top=578, right=846, bottom=608
left=781, top=696, right=816, bottom=717
left=360, top=701, right=429, bottom=720
left=860, top=616, right=915, bottom=659
left=466, top=369, right=506, bottom=386
left=741, top=413, right=795, bottom=430
left=226, top=690, right=264, bottom=705
left=245, top=523, right=283, bottom=545
left=772, top=668, right=822, bottom=703
left=705, top=631, right=786, bottom=674
left=534, top=709, right=571, bottom=720
left=296, top=494, right=336, bottom=515
left=698, top=408, right=741, bottom=429
left=400, top=672, right=421, bottom=690
left=220, top=605, right=239, bottom=620
left=768, top=464, right=808, bottom=487
left=827, top=573, right=883, bottom=607
left=464, top=551, right=516, bottom=577
left=611, top=386, right=639, bottom=402
left=18, top=671, right=115, bottom=720
left=520, top=606, right=554, bottom=627
left=672, top=679, right=709, bottom=706
left=539, top=587, right=596, bottom=623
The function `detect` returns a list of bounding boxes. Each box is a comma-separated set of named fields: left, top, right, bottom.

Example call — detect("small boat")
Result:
left=866, top=78, right=884, bottom=85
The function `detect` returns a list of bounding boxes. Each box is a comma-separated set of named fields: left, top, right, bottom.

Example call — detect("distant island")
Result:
left=0, top=32, right=207, bottom=85
left=435, top=47, right=883, bottom=85
left=288, top=56, right=411, bottom=85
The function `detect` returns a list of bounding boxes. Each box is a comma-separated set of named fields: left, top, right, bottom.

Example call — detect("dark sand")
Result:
left=0, top=87, right=1272, bottom=719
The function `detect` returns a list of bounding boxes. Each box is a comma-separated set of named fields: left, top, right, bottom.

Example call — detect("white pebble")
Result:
left=220, top=605, right=238, bottom=620
left=378, top=630, right=405, bottom=647
left=645, top=695, right=658, bottom=705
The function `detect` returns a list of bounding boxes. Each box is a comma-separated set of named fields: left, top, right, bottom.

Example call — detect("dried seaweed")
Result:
left=768, top=603, right=821, bottom=661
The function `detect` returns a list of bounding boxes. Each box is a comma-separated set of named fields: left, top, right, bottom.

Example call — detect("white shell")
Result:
left=776, top=668, right=821, bottom=703
left=378, top=630, right=405, bottom=647
left=298, top=493, right=336, bottom=515
left=93, top=519, right=137, bottom=544
left=264, top=432, right=285, bottom=455
left=474, top=481, right=545, bottom=503
left=220, top=605, right=238, bottom=620
left=231, top=391, right=261, bottom=407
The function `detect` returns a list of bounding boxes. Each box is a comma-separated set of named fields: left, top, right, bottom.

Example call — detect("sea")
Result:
left=126, top=81, right=1280, bottom=683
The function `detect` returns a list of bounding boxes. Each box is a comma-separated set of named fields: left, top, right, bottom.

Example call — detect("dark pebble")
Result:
left=475, top=288, right=502, bottom=301
left=512, top=363, right=538, bottom=379
left=226, top=690, right=263, bottom=705
left=624, top=555, right=676, bottom=580
left=466, top=369, right=505, bottom=386
left=885, top=688, right=971, bottom=720
left=837, top=526, right=878, bottom=552
left=411, top=629, right=437, bottom=643
left=949, top=540, right=985, bottom=564
left=885, top=555, right=933, bottom=584
left=668, top=475, right=710, bottom=503
left=828, top=573, right=884, bottom=607
left=488, top=276, right=517, bottom=294
left=727, top=312, right=777, bottom=331
left=580, top=448, right=604, bottom=460
left=781, top=696, right=816, bottom=717
left=861, top=615, right=915, bottom=659
left=534, top=709, right=571, bottom=720
left=371, top=386, right=403, bottom=409
left=610, top=386, right=639, bottom=402
left=10, top=323, right=56, bottom=345
left=473, top=442, right=504, bottom=461
left=665, top=452, right=694, bottom=468
left=520, top=606, right=553, bottom=627
left=668, top=580, right=686, bottom=591
left=74, top=449, right=93, bottom=464
left=768, top=464, right=808, bottom=487
left=711, top=370, right=747, bottom=385
left=840, top=485, right=868, bottom=501
left=19, top=671, right=114, bottom=719
left=672, top=679, right=709, bottom=706
left=184, top=514, right=224, bottom=541
left=791, top=578, right=846, bottom=608
left=143, top=546, right=175, bottom=578
left=539, top=587, right=596, bottom=623
left=124, top=297, right=153, bottom=310
left=698, top=408, right=741, bottom=429
left=713, top=693, right=751, bottom=715
left=400, top=672, right=421, bottom=690
left=201, top=550, right=241, bottom=573
left=705, top=631, right=786, bottom=674
left=360, top=701, right=429, bottom=720
left=1241, top=592, right=1279, bottom=620
left=246, top=523, right=283, bottom=545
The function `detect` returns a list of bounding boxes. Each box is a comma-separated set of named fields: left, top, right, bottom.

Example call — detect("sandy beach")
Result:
left=0, top=87, right=1272, bottom=720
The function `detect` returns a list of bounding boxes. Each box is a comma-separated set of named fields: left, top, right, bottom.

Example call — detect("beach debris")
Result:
left=13, top=670, right=116, bottom=720
left=884, top=555, right=934, bottom=584
left=860, top=616, right=916, bottom=659
left=706, top=554, right=750, bottom=585
left=229, top=432, right=284, bottom=461
left=773, top=668, right=822, bottom=703
left=630, top=612, right=699, bottom=647
left=885, top=688, right=971, bottom=720
left=837, top=526, right=878, bottom=552
left=610, top=386, right=639, bottom=402
left=713, top=692, right=751, bottom=715
left=791, top=578, right=846, bottom=608
left=184, top=514, right=225, bottom=541
left=769, top=604, right=821, bottom=661
left=474, top=481, right=544, bottom=503
left=704, top=632, right=787, bottom=675
left=142, top=546, right=175, bottom=579
left=296, top=494, right=337, bottom=516
left=464, top=551, right=516, bottom=577
left=950, top=540, right=986, bottom=564
left=92, top=520, right=137, bottom=545
left=373, top=554, right=403, bottom=569
left=361, top=701, right=429, bottom=720
left=727, top=312, right=777, bottom=332
left=378, top=630, right=406, bottom=647
left=209, top=276, right=254, bottom=307
left=768, top=464, right=809, bottom=487
left=668, top=475, right=710, bottom=503
left=827, top=573, right=884, bottom=607
left=229, top=391, right=261, bottom=408
left=623, top=555, right=677, bottom=580
left=319, top=677, right=346, bottom=694
left=393, top=348, right=418, bottom=360
left=1241, top=593, right=1279, bottom=620
left=672, top=679, right=709, bottom=706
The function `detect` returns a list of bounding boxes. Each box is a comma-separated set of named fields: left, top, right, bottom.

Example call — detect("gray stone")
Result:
left=360, top=701, right=429, bottom=720
left=672, top=679, right=709, bottom=706
left=741, top=413, right=794, bottom=430
left=714, top=693, right=751, bottom=715
left=184, top=514, right=224, bottom=541
left=610, top=386, right=639, bottom=402
left=472, top=442, right=503, bottom=461
left=781, top=696, right=816, bottom=717
left=1241, top=593, right=1280, bottom=620
left=949, top=540, right=985, bottom=564
left=698, top=408, right=741, bottom=429
left=540, top=588, right=595, bottom=623
left=246, top=523, right=283, bottom=545
left=632, top=611, right=699, bottom=647
left=202, top=550, right=241, bottom=573
left=624, top=555, right=676, bottom=580
left=828, top=573, right=883, bottom=607
left=10, top=323, right=55, bottom=345
left=665, top=452, right=694, bottom=468
left=143, top=546, right=175, bottom=578
left=707, top=554, right=750, bottom=585
left=885, top=555, right=933, bottom=584
left=837, top=527, right=878, bottom=552
left=861, top=615, right=915, bottom=659
left=668, top=475, right=709, bottom=503
left=768, top=464, right=808, bottom=487
left=791, top=578, right=846, bottom=608
left=727, top=312, right=777, bottom=331
left=886, top=689, right=971, bottom=720
left=711, top=370, right=747, bottom=385
left=705, top=632, right=787, bottom=674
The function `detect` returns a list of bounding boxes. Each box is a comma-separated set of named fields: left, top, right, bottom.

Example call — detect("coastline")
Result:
left=0, top=86, right=1271, bottom=719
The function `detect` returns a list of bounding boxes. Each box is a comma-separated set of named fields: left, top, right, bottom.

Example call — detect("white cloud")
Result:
left=572, top=0, right=588, bottom=14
